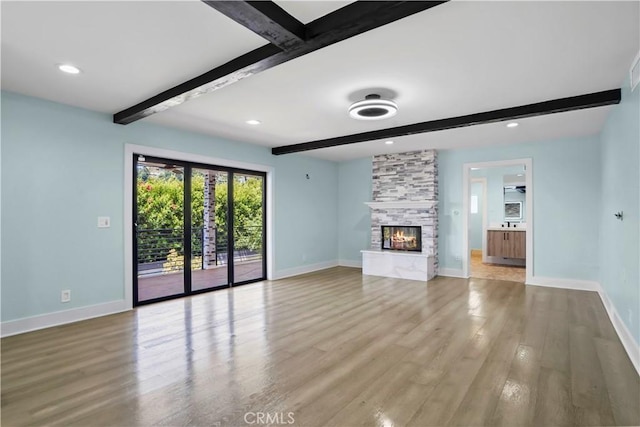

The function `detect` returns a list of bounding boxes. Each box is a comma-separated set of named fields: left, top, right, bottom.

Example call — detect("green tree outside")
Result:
left=136, top=170, right=263, bottom=264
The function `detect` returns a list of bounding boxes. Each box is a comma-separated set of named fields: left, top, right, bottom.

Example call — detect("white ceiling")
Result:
left=0, top=1, right=266, bottom=112
left=2, top=1, right=639, bottom=162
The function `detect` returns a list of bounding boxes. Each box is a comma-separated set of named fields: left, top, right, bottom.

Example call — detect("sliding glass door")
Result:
left=190, top=167, right=229, bottom=292
left=135, top=158, right=186, bottom=302
left=133, top=155, right=266, bottom=306
left=232, top=173, right=266, bottom=283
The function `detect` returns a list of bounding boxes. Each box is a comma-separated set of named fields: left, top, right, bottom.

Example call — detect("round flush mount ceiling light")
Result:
left=349, top=94, right=398, bottom=120
left=385, top=140, right=394, bottom=145
left=58, top=64, right=81, bottom=74
left=246, top=119, right=261, bottom=125
left=506, top=122, right=519, bottom=128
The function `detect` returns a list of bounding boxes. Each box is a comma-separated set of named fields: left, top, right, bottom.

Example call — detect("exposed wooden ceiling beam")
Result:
left=202, top=1, right=306, bottom=51
left=113, top=1, right=448, bottom=125
left=304, top=1, right=441, bottom=40
left=113, top=44, right=283, bottom=125
left=271, top=89, right=622, bottom=155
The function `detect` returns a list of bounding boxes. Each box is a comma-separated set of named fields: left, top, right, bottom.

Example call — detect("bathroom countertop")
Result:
left=487, top=227, right=526, bottom=232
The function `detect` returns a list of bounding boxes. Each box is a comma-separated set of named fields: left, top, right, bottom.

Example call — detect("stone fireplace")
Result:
left=362, top=150, right=438, bottom=281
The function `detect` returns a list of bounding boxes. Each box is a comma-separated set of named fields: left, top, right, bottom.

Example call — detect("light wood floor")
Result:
left=2, top=267, right=638, bottom=426
left=471, top=249, right=526, bottom=283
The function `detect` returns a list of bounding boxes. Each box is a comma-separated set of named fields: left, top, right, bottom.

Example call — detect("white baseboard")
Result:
left=1, top=300, right=131, bottom=338
left=596, top=284, right=640, bottom=376
left=438, top=268, right=466, bottom=278
left=339, top=259, right=362, bottom=268
left=272, top=260, right=339, bottom=280
left=526, top=277, right=638, bottom=376
left=526, top=276, right=599, bottom=292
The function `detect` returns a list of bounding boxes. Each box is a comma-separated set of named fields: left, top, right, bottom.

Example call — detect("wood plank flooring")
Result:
left=2, top=267, right=638, bottom=426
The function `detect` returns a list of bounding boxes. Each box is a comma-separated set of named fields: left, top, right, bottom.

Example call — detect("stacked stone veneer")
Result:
left=370, top=150, right=438, bottom=272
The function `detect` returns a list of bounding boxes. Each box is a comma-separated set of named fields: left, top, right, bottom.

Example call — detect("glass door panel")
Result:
left=134, top=155, right=267, bottom=305
left=232, top=173, right=265, bottom=284
left=135, top=157, right=185, bottom=303
left=190, top=168, right=229, bottom=291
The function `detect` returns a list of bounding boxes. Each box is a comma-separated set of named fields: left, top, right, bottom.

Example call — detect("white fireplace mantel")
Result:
left=364, top=200, right=438, bottom=210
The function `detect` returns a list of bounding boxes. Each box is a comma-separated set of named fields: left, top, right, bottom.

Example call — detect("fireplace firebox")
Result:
left=381, top=225, right=422, bottom=252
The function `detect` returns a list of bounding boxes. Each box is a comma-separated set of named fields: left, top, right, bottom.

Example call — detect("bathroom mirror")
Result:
left=503, top=174, right=526, bottom=222
left=504, top=200, right=523, bottom=220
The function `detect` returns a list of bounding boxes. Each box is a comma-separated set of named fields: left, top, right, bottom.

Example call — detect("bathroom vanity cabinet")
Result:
left=487, top=230, right=526, bottom=259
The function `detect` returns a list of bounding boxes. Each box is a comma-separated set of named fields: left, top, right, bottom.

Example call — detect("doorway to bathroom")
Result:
left=463, top=159, right=533, bottom=283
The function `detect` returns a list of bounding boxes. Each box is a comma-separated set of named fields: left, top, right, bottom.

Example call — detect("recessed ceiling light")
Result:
left=506, top=122, right=519, bottom=128
left=349, top=94, right=398, bottom=120
left=246, top=119, right=261, bottom=125
left=517, top=174, right=524, bottom=177
left=385, top=140, right=394, bottom=145
left=58, top=64, right=81, bottom=74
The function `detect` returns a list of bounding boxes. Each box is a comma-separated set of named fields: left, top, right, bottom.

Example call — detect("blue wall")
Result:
left=338, top=157, right=372, bottom=264
left=438, top=136, right=602, bottom=280
left=599, top=80, right=640, bottom=345
left=273, top=155, right=338, bottom=267
left=1, top=91, right=339, bottom=322
left=3, top=85, right=638, bottom=348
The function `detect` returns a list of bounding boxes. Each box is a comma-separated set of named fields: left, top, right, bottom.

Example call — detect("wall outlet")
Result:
left=97, top=216, right=110, bottom=228
left=61, top=290, right=71, bottom=303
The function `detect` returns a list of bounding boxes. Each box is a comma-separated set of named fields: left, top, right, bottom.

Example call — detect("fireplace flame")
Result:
left=392, top=230, right=416, bottom=249
left=383, top=226, right=421, bottom=251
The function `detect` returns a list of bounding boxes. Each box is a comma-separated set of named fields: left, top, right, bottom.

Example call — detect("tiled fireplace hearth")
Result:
left=362, top=150, right=438, bottom=281
left=361, top=249, right=435, bottom=281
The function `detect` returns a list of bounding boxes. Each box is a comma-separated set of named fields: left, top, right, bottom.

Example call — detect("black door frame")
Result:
left=133, top=154, right=267, bottom=306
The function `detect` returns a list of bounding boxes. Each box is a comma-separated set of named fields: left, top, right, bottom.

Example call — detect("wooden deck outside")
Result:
left=137, top=260, right=263, bottom=301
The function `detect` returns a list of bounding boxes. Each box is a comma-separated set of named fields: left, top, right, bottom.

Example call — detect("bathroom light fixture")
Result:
left=58, top=64, right=81, bottom=74
left=246, top=119, right=261, bottom=125
left=349, top=94, right=398, bottom=120
left=385, top=140, right=394, bottom=145
left=506, top=122, right=519, bottom=128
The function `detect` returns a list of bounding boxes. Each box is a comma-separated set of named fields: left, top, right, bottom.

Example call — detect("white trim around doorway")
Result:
left=462, top=158, right=533, bottom=284
left=124, top=144, right=275, bottom=310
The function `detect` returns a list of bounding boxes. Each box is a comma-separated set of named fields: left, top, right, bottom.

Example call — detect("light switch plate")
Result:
left=97, top=216, right=110, bottom=228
